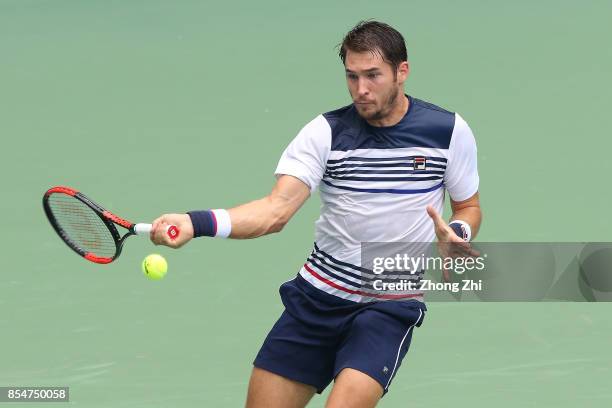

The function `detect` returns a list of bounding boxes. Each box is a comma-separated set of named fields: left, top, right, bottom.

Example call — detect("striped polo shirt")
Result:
left=275, top=95, right=479, bottom=303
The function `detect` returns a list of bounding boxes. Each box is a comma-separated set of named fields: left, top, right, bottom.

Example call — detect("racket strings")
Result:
left=47, top=194, right=117, bottom=257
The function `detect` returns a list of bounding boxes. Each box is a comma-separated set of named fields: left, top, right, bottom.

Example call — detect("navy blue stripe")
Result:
left=327, top=155, right=448, bottom=165
left=307, top=259, right=362, bottom=289
left=309, top=253, right=422, bottom=283
left=324, top=174, right=442, bottom=182
left=313, top=243, right=370, bottom=273
left=312, top=244, right=421, bottom=277
left=322, top=179, right=444, bottom=194
left=326, top=169, right=445, bottom=176
left=308, top=253, right=364, bottom=281
left=326, top=161, right=447, bottom=170
left=308, top=259, right=422, bottom=292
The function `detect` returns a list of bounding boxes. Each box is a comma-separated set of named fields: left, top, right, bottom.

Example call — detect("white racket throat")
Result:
left=134, top=223, right=152, bottom=235
left=134, top=223, right=179, bottom=239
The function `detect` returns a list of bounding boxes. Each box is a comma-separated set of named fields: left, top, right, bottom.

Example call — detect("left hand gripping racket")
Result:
left=43, top=186, right=179, bottom=264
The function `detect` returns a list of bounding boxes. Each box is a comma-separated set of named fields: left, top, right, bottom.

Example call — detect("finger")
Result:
left=447, top=240, right=471, bottom=257
left=158, top=234, right=172, bottom=247
left=163, top=234, right=180, bottom=249
left=150, top=218, right=161, bottom=240
left=151, top=215, right=166, bottom=235
left=432, top=225, right=455, bottom=245
left=448, top=236, right=470, bottom=247
left=151, top=229, right=163, bottom=245
left=426, top=205, right=442, bottom=227
left=427, top=206, right=449, bottom=234
left=449, top=243, right=481, bottom=259
left=448, top=238, right=480, bottom=257
left=153, top=220, right=169, bottom=245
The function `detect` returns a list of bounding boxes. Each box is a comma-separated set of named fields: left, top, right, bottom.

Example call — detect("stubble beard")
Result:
left=360, top=86, right=400, bottom=121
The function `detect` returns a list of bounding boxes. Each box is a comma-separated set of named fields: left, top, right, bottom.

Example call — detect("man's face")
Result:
left=344, top=49, right=408, bottom=121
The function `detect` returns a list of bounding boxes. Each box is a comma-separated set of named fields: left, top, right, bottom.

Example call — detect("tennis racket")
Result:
left=43, top=186, right=179, bottom=264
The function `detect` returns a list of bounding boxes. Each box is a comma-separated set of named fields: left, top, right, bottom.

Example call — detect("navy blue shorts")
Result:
left=253, top=275, right=426, bottom=395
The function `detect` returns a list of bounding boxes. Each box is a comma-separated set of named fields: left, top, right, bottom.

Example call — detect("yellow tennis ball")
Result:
left=142, top=254, right=168, bottom=280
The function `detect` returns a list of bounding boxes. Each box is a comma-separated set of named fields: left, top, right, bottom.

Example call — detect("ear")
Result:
left=397, top=61, right=409, bottom=83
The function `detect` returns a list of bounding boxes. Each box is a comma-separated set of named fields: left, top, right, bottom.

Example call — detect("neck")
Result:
left=367, top=93, right=409, bottom=127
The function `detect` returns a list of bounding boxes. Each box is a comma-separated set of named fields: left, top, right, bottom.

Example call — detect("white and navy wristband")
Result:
left=448, top=220, right=472, bottom=242
left=187, top=209, right=232, bottom=238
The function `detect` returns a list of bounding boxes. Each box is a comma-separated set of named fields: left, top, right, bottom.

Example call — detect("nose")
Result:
left=357, top=77, right=369, bottom=97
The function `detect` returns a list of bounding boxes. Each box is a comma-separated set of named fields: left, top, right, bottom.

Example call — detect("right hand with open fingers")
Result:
left=150, top=213, right=194, bottom=248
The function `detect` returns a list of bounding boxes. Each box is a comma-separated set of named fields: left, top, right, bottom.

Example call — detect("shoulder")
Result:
left=319, top=103, right=364, bottom=152
left=322, top=103, right=360, bottom=134
left=452, top=112, right=472, bottom=134
left=408, top=97, right=457, bottom=148
left=448, top=112, right=477, bottom=152
left=287, top=114, right=332, bottom=151
left=411, top=97, right=454, bottom=116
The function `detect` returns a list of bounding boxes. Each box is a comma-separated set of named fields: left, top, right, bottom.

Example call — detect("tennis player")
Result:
left=151, top=20, right=481, bottom=408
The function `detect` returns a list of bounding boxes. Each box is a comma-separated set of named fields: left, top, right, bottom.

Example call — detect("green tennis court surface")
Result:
left=1, top=0, right=611, bottom=406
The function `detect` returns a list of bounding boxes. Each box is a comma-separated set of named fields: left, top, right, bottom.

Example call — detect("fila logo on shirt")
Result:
left=413, top=157, right=427, bottom=170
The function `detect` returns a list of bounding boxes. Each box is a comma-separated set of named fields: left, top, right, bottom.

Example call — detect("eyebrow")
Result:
left=345, top=68, right=382, bottom=73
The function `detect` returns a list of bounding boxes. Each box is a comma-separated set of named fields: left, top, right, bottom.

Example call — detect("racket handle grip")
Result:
left=134, top=223, right=180, bottom=240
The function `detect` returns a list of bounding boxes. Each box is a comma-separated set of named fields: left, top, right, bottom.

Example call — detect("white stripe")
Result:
left=326, top=173, right=443, bottom=180
left=300, top=266, right=425, bottom=303
left=304, top=263, right=363, bottom=295
left=321, top=178, right=443, bottom=190
left=313, top=246, right=364, bottom=272
left=327, top=147, right=448, bottom=161
left=308, top=257, right=363, bottom=285
left=299, top=268, right=367, bottom=302
left=326, top=165, right=445, bottom=172
left=211, top=209, right=232, bottom=238
left=309, top=256, right=422, bottom=289
left=326, top=159, right=447, bottom=168
left=385, top=309, right=423, bottom=390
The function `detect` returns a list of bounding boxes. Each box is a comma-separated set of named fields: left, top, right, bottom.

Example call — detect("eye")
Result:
left=367, top=73, right=380, bottom=79
left=346, top=73, right=358, bottom=80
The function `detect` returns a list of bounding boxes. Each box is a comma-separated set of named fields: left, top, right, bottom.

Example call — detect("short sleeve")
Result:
left=274, top=115, right=332, bottom=192
left=444, top=113, right=480, bottom=201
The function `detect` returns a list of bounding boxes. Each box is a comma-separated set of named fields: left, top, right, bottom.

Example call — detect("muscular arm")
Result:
left=450, top=191, right=482, bottom=240
left=228, top=175, right=311, bottom=239
left=150, top=175, right=311, bottom=247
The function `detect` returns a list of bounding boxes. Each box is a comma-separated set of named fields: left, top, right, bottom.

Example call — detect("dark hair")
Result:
left=338, top=20, right=407, bottom=71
